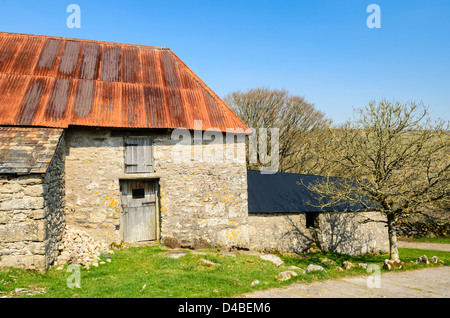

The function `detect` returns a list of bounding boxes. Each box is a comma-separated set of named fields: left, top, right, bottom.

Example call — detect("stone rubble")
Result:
left=0, top=288, right=46, bottom=298
left=415, top=255, right=430, bottom=265
left=200, top=258, right=220, bottom=267
left=341, top=261, right=372, bottom=270
left=259, top=254, right=284, bottom=267
left=383, top=259, right=405, bottom=270
left=415, top=255, right=442, bottom=264
left=303, top=264, right=325, bottom=274
left=342, top=261, right=354, bottom=270
left=53, top=225, right=112, bottom=267
left=276, top=271, right=298, bottom=281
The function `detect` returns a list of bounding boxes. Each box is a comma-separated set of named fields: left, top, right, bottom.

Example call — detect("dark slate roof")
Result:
left=0, top=126, right=63, bottom=174
left=247, top=170, right=360, bottom=213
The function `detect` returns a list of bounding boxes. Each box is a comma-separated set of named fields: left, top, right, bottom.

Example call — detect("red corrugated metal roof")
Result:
left=0, top=32, right=250, bottom=133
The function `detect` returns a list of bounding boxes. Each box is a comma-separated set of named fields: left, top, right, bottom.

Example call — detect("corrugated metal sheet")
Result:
left=247, top=170, right=364, bottom=213
left=0, top=127, right=63, bottom=174
left=0, top=32, right=250, bottom=133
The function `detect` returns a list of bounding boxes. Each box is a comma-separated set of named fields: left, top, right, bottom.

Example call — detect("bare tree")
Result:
left=308, top=99, right=449, bottom=260
left=224, top=87, right=331, bottom=174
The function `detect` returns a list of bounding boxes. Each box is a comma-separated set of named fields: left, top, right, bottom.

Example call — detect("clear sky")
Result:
left=1, top=0, right=449, bottom=124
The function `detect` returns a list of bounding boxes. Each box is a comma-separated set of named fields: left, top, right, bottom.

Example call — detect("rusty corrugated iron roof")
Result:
left=0, top=126, right=63, bottom=174
left=0, top=32, right=250, bottom=133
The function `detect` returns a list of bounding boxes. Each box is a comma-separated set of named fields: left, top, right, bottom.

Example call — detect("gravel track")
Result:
left=243, top=241, right=450, bottom=298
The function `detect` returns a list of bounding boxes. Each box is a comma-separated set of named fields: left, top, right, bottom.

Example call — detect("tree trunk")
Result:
left=387, top=213, right=399, bottom=261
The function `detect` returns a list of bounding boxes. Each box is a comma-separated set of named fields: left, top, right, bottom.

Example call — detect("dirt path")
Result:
left=243, top=266, right=449, bottom=298
left=397, top=240, right=450, bottom=252
left=244, top=242, right=450, bottom=298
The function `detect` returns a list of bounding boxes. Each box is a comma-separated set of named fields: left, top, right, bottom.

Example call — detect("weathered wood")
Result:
left=120, top=180, right=157, bottom=242
left=124, top=137, right=154, bottom=173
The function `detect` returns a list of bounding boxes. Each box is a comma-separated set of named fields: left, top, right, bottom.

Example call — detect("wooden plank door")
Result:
left=120, top=180, right=157, bottom=242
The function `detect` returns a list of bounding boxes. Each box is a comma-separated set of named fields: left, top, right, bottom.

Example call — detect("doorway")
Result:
left=120, top=180, right=158, bottom=242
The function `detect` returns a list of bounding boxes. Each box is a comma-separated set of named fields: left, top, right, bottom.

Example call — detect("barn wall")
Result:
left=42, top=137, right=66, bottom=268
left=318, top=212, right=389, bottom=255
left=63, top=127, right=389, bottom=255
left=64, top=128, right=123, bottom=242
left=248, top=212, right=389, bottom=255
left=0, top=139, right=65, bottom=271
left=0, top=175, right=46, bottom=270
left=64, top=128, right=249, bottom=249
left=248, top=213, right=310, bottom=253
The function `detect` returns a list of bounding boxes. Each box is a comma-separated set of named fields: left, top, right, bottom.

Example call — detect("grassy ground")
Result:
left=0, top=246, right=448, bottom=298
left=407, top=237, right=450, bottom=244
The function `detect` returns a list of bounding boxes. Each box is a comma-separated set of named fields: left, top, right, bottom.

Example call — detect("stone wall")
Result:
left=42, top=137, right=66, bottom=268
left=248, top=213, right=310, bottom=253
left=64, top=128, right=123, bottom=242
left=396, top=220, right=450, bottom=238
left=0, top=139, right=65, bottom=271
left=156, top=131, right=249, bottom=250
left=64, top=128, right=249, bottom=249
left=318, top=212, right=389, bottom=255
left=63, top=127, right=389, bottom=255
left=248, top=212, right=389, bottom=255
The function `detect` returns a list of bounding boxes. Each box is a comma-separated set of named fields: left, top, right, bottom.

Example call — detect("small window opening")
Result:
left=306, top=212, right=320, bottom=229
left=132, top=188, right=145, bottom=199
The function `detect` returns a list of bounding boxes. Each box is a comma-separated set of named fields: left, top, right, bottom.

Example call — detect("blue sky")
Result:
left=1, top=0, right=449, bottom=124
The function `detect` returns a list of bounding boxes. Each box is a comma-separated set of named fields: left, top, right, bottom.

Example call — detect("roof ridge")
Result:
left=0, top=31, right=170, bottom=51
left=247, top=169, right=329, bottom=178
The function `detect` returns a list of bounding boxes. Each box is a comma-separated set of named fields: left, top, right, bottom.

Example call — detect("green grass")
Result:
left=0, top=245, right=448, bottom=298
left=409, top=237, right=450, bottom=244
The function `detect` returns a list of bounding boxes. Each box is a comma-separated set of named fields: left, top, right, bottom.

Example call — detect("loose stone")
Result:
left=303, top=264, right=325, bottom=274
left=276, top=271, right=298, bottom=281
left=259, top=254, right=284, bottom=267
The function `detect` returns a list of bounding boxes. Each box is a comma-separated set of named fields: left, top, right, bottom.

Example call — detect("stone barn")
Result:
left=0, top=32, right=251, bottom=271
left=246, top=170, right=389, bottom=255
left=0, top=32, right=388, bottom=271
